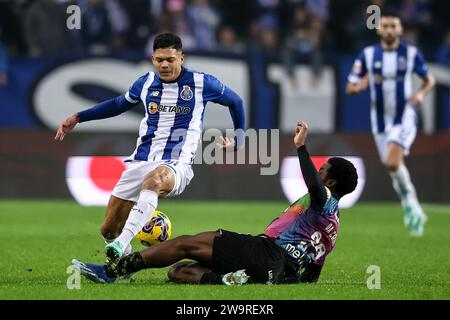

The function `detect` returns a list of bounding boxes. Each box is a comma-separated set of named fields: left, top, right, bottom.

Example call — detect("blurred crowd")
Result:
left=0, top=0, right=449, bottom=86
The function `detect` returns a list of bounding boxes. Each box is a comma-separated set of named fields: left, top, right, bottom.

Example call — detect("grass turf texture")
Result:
left=0, top=200, right=449, bottom=300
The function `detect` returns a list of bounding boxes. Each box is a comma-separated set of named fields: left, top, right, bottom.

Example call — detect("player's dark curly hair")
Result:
left=153, top=33, right=183, bottom=51
left=327, top=157, right=358, bottom=198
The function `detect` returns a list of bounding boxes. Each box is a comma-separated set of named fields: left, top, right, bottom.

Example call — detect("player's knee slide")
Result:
left=167, top=264, right=184, bottom=281
left=167, top=266, right=177, bottom=281
left=142, top=175, right=164, bottom=192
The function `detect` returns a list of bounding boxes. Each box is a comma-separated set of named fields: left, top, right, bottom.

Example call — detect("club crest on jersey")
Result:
left=180, top=85, right=193, bottom=101
left=398, top=56, right=407, bottom=71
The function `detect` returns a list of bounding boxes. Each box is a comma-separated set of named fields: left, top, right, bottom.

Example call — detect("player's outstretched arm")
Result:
left=54, top=114, right=79, bottom=141
left=346, top=75, right=369, bottom=96
left=203, top=74, right=245, bottom=151
left=216, top=136, right=236, bottom=151
left=54, top=94, right=138, bottom=141
left=215, top=89, right=245, bottom=151
left=294, top=121, right=328, bottom=207
left=347, top=50, right=368, bottom=96
left=218, top=87, right=245, bottom=151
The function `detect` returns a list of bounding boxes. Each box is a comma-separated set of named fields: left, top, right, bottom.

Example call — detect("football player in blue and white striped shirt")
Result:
left=346, top=11, right=435, bottom=236
left=55, top=33, right=245, bottom=262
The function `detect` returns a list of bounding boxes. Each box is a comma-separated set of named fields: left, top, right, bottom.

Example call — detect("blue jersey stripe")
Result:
left=373, top=44, right=385, bottom=133
left=394, top=44, right=408, bottom=125
left=161, top=72, right=196, bottom=160
left=135, top=78, right=162, bottom=161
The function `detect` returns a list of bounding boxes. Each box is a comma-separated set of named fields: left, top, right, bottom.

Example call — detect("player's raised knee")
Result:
left=142, top=168, right=174, bottom=194
left=143, top=172, right=162, bottom=188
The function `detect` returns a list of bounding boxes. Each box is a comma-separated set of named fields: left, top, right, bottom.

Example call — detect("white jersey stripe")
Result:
left=364, top=46, right=377, bottom=133
left=382, top=52, right=397, bottom=130
left=179, top=72, right=205, bottom=163
left=129, top=73, right=154, bottom=160
left=147, top=82, right=179, bottom=161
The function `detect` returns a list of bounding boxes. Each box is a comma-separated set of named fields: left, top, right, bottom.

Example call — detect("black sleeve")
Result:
left=297, top=263, right=323, bottom=283
left=297, top=145, right=328, bottom=207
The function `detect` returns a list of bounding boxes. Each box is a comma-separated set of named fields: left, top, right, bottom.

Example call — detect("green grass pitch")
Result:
left=0, top=200, right=449, bottom=300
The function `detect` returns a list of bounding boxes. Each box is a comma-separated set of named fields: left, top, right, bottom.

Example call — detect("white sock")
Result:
left=389, top=164, right=426, bottom=218
left=115, top=190, right=158, bottom=249
left=390, top=171, right=408, bottom=208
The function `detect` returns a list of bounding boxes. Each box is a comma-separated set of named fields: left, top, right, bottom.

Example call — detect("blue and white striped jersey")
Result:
left=348, top=42, right=429, bottom=134
left=124, top=67, right=232, bottom=164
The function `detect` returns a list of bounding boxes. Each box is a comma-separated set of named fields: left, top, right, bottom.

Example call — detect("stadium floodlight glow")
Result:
left=66, top=156, right=127, bottom=206
left=279, top=156, right=366, bottom=208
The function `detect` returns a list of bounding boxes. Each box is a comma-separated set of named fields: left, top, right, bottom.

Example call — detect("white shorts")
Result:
left=373, top=111, right=417, bottom=162
left=112, top=160, right=194, bottom=202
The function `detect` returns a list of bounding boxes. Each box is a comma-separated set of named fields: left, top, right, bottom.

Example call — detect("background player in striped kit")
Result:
left=346, top=11, right=435, bottom=236
left=55, top=33, right=245, bottom=263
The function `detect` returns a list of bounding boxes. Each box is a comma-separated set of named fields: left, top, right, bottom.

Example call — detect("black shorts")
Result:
left=211, top=229, right=297, bottom=284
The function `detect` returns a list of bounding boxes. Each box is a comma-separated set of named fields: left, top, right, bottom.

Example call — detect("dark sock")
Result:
left=200, top=272, right=223, bottom=285
left=105, top=252, right=147, bottom=277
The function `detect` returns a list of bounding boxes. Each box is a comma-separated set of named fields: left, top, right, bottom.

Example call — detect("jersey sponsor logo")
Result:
left=381, top=75, right=405, bottom=81
left=147, top=103, right=191, bottom=115
left=180, top=85, right=193, bottom=101
left=375, top=74, right=405, bottom=82
left=283, top=243, right=306, bottom=261
left=149, top=102, right=158, bottom=114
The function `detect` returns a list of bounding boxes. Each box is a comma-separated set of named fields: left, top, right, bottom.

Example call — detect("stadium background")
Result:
left=0, top=0, right=449, bottom=203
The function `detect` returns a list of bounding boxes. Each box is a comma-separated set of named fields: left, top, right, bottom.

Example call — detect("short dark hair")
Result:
left=327, top=157, right=358, bottom=198
left=153, top=33, right=183, bottom=51
left=381, top=8, right=401, bottom=20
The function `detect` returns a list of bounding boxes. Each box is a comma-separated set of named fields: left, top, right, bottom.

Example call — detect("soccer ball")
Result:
left=136, top=211, right=172, bottom=247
